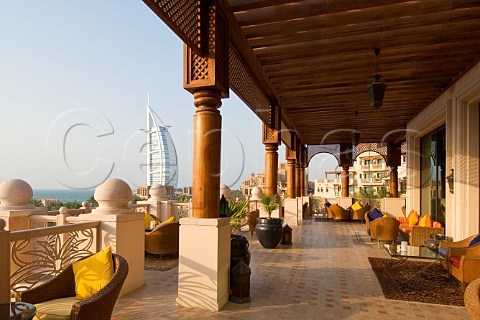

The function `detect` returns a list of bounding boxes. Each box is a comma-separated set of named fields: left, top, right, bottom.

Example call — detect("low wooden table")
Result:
left=382, top=243, right=446, bottom=282
left=0, top=302, right=36, bottom=320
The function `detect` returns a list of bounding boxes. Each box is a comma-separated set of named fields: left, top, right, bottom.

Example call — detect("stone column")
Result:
left=341, top=166, right=350, bottom=197
left=286, top=159, right=296, bottom=199
left=80, top=178, right=144, bottom=297
left=389, top=166, right=399, bottom=198
left=300, top=166, right=306, bottom=197
left=264, top=143, right=279, bottom=196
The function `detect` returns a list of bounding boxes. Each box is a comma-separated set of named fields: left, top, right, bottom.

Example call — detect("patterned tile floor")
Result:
left=112, top=218, right=469, bottom=319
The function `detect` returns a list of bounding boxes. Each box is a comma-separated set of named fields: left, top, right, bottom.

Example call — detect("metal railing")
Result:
left=1, top=218, right=100, bottom=301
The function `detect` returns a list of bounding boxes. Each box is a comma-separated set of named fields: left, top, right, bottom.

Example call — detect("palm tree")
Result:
left=259, top=194, right=280, bottom=219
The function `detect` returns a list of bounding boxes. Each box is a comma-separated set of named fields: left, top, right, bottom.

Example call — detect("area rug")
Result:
left=368, top=257, right=464, bottom=306
left=144, top=253, right=179, bottom=271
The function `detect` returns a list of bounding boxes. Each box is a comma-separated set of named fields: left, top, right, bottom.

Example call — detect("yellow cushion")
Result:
left=34, top=296, right=76, bottom=320
left=72, top=246, right=114, bottom=300
left=351, top=201, right=362, bottom=211
left=408, top=210, right=419, bottom=227
left=160, top=216, right=176, bottom=225
left=144, top=212, right=158, bottom=229
left=418, top=215, right=427, bottom=227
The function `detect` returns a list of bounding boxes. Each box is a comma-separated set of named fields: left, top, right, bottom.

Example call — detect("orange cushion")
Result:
left=424, top=215, right=432, bottom=227
left=396, top=217, right=408, bottom=225
left=432, top=221, right=442, bottom=228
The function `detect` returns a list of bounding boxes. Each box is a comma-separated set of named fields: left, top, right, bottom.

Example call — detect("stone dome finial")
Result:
left=0, top=218, right=6, bottom=230
left=219, top=183, right=231, bottom=199
left=94, top=178, right=132, bottom=209
left=149, top=183, right=167, bottom=201
left=0, top=179, right=34, bottom=209
left=250, top=186, right=263, bottom=201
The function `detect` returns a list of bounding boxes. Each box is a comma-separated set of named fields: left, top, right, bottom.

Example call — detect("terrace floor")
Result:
left=112, top=218, right=469, bottom=319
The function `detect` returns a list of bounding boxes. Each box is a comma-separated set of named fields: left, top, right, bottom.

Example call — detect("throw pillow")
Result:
left=408, top=210, right=419, bottom=227
left=351, top=201, right=362, bottom=211
left=469, top=235, right=480, bottom=246
left=432, top=221, right=442, bottom=228
left=368, top=208, right=383, bottom=221
left=424, top=215, right=433, bottom=227
left=72, top=246, right=114, bottom=300
left=144, top=212, right=158, bottom=229
left=160, top=215, right=176, bottom=225
left=418, top=215, right=427, bottom=227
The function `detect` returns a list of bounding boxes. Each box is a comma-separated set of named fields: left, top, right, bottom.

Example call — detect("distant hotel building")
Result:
left=145, top=101, right=178, bottom=189
left=313, top=152, right=407, bottom=198
left=239, top=162, right=299, bottom=196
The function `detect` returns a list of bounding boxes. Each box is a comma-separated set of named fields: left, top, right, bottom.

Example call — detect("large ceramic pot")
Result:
left=255, top=217, right=283, bottom=248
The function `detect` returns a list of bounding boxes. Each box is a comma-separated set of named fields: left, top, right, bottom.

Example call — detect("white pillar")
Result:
left=176, top=217, right=230, bottom=311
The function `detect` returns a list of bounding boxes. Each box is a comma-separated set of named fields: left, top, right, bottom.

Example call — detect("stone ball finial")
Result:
left=149, top=183, right=167, bottom=201
left=0, top=218, right=6, bottom=230
left=250, top=186, right=263, bottom=201
left=94, top=178, right=132, bottom=209
left=219, top=183, right=231, bottom=199
left=59, top=207, right=69, bottom=215
left=0, top=179, right=34, bottom=208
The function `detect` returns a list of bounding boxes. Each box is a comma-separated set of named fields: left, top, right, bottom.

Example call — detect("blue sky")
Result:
left=0, top=1, right=336, bottom=190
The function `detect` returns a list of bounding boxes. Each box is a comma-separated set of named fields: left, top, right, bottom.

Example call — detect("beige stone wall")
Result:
left=407, top=61, right=480, bottom=240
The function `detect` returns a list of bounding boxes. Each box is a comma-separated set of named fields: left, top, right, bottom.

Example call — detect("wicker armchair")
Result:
left=465, top=277, right=480, bottom=319
left=145, top=221, right=180, bottom=255
left=246, top=209, right=259, bottom=235
left=369, top=217, right=400, bottom=244
left=330, top=204, right=351, bottom=221
left=447, top=245, right=480, bottom=291
left=349, top=205, right=371, bottom=221
left=15, top=254, right=128, bottom=320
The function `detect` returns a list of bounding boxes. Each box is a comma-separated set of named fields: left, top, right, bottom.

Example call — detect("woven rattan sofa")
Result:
left=15, top=254, right=128, bottom=320
left=396, top=216, right=444, bottom=246
left=145, top=220, right=180, bottom=255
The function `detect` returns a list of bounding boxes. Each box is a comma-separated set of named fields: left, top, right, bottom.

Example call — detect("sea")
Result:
left=32, top=189, right=96, bottom=203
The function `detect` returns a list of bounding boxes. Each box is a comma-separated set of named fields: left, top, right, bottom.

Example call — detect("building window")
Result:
left=420, top=126, right=446, bottom=227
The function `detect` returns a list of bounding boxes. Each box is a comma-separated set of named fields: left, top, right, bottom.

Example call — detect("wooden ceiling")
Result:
left=227, top=0, right=480, bottom=145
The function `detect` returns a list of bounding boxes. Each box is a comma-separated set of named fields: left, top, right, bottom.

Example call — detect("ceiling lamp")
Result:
left=367, top=48, right=387, bottom=111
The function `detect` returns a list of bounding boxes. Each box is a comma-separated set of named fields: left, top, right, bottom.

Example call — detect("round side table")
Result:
left=0, top=302, right=36, bottom=320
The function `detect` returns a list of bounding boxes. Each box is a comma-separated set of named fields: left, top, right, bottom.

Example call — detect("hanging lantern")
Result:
left=352, top=128, right=360, bottom=146
left=367, top=74, right=387, bottom=111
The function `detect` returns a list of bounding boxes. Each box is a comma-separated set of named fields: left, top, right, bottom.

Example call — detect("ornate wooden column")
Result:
left=339, top=144, right=353, bottom=197
left=183, top=0, right=229, bottom=218
left=286, top=147, right=296, bottom=199
left=262, top=105, right=280, bottom=196
left=387, top=142, right=402, bottom=198
left=178, top=1, right=231, bottom=311
left=191, top=90, right=223, bottom=217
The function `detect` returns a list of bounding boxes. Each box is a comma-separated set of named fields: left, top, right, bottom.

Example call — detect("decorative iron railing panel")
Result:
left=9, top=222, right=99, bottom=293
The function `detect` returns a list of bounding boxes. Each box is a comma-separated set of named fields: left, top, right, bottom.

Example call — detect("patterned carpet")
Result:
left=368, top=257, right=464, bottom=306
left=144, top=253, right=179, bottom=271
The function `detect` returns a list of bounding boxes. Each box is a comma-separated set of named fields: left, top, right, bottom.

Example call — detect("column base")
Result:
left=284, top=198, right=299, bottom=226
left=176, top=217, right=230, bottom=311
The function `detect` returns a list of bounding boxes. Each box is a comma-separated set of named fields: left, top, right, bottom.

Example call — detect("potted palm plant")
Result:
left=255, top=194, right=283, bottom=248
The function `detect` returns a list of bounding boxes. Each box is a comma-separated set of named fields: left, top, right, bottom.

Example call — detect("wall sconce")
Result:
left=446, top=169, right=454, bottom=194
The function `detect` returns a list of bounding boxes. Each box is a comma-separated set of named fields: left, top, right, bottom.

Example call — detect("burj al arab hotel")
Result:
left=145, top=101, right=178, bottom=188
